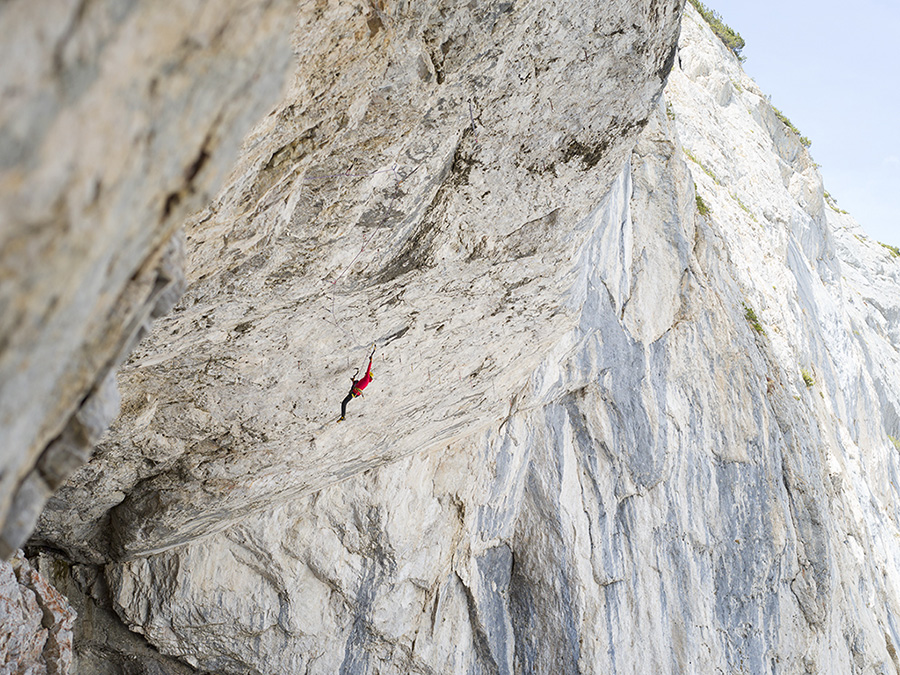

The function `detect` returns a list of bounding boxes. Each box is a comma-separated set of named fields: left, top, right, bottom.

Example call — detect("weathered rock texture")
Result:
left=23, top=553, right=196, bottom=675
left=0, top=0, right=298, bottom=557
left=35, top=0, right=684, bottom=561
left=0, top=550, right=75, bottom=674
left=24, top=2, right=900, bottom=674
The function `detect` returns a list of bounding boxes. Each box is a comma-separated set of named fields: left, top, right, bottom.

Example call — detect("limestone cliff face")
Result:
left=21, top=2, right=900, bottom=675
left=0, top=0, right=298, bottom=558
left=35, top=0, right=684, bottom=562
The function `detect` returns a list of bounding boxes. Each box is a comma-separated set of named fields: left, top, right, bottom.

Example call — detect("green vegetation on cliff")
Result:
left=688, top=0, right=745, bottom=60
left=743, top=303, right=765, bottom=335
left=801, top=368, right=815, bottom=388
left=695, top=191, right=711, bottom=216
left=772, top=104, right=812, bottom=147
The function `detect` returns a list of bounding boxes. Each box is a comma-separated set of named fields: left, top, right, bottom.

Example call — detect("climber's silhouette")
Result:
left=339, top=344, right=376, bottom=421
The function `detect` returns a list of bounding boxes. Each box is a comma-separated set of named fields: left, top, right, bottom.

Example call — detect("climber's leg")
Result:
left=340, top=392, right=353, bottom=420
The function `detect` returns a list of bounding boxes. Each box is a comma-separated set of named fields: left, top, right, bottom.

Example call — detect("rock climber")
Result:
left=339, top=344, right=376, bottom=421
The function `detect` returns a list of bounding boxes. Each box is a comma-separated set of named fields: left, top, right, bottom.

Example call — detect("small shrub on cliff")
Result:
left=824, top=191, right=848, bottom=214
left=742, top=303, right=765, bottom=335
left=880, top=241, right=900, bottom=258
left=801, top=368, right=815, bottom=388
left=772, top=105, right=812, bottom=147
left=688, top=0, right=745, bottom=60
left=888, top=435, right=900, bottom=451
left=666, top=101, right=676, bottom=120
left=695, top=192, right=710, bottom=217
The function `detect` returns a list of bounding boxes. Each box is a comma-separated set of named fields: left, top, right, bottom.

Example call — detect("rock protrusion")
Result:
left=0, top=550, right=76, bottom=674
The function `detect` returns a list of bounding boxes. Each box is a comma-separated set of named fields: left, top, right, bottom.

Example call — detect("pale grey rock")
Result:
left=0, top=0, right=298, bottom=557
left=0, top=371, right=122, bottom=561
left=28, top=2, right=900, bottom=674
left=35, top=0, right=685, bottom=561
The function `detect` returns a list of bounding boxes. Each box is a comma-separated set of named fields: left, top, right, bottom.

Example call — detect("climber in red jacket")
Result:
left=339, top=344, right=376, bottom=421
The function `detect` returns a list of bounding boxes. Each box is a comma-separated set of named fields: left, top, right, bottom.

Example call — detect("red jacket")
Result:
left=351, top=359, right=373, bottom=396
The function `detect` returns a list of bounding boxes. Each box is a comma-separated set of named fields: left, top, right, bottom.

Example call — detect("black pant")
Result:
left=341, top=392, right=355, bottom=419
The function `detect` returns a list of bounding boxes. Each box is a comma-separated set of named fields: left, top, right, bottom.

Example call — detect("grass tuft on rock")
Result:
left=742, top=303, right=765, bottom=335
left=824, top=191, right=848, bottom=214
left=801, top=368, right=815, bottom=388
left=695, top=192, right=710, bottom=217
left=880, top=241, right=900, bottom=258
left=684, top=148, right=719, bottom=183
left=772, top=105, right=812, bottom=147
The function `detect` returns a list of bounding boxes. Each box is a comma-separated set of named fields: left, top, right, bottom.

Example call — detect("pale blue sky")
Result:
left=705, top=0, right=899, bottom=245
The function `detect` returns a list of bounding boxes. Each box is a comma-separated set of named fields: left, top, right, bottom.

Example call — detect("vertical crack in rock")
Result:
left=0, top=550, right=77, bottom=674
left=338, top=559, right=379, bottom=675
left=336, top=504, right=397, bottom=675
left=455, top=544, right=515, bottom=675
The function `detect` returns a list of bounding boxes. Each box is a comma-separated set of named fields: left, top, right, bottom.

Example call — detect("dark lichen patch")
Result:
left=380, top=326, right=409, bottom=345
left=656, top=40, right=679, bottom=82
left=375, top=289, right=405, bottom=310
left=253, top=126, right=319, bottom=198
left=465, top=234, right=491, bottom=262
left=221, top=253, right=268, bottom=286
left=162, top=191, right=181, bottom=220
left=264, top=126, right=318, bottom=174
left=265, top=256, right=310, bottom=288
left=526, top=160, right=556, bottom=175
left=366, top=12, right=383, bottom=36
left=356, top=204, right=406, bottom=230
left=431, top=49, right=446, bottom=84
left=184, top=141, right=211, bottom=185
left=422, top=28, right=450, bottom=85
left=447, top=133, right=480, bottom=187
left=561, top=137, right=610, bottom=169
left=160, top=134, right=214, bottom=221
left=491, top=277, right=533, bottom=316
left=374, top=218, right=440, bottom=284
left=468, top=356, right=495, bottom=380
left=503, top=209, right=560, bottom=260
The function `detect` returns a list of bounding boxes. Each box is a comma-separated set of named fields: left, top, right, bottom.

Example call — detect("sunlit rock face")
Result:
left=0, top=0, right=298, bottom=558
left=28, top=3, right=900, bottom=674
